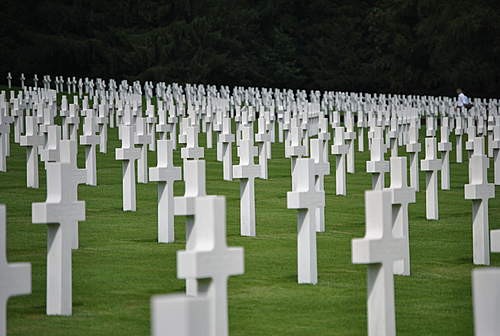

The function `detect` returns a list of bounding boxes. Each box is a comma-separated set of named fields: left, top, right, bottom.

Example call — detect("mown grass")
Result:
left=1, top=94, right=499, bottom=335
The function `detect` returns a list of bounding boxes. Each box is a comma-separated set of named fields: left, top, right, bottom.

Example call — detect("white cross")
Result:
left=492, top=124, right=500, bottom=185
left=149, top=140, right=182, bottom=243
left=97, top=104, right=109, bottom=154
left=465, top=137, right=495, bottom=265
left=115, top=124, right=141, bottom=211
left=387, top=116, right=399, bottom=157
left=466, top=118, right=476, bottom=159
left=438, top=125, right=452, bottom=190
left=146, top=106, right=157, bottom=152
left=0, top=115, right=9, bottom=172
left=344, top=111, right=356, bottom=173
left=254, top=117, right=270, bottom=179
left=287, top=158, right=324, bottom=284
left=65, top=104, right=80, bottom=141
left=40, top=125, right=61, bottom=164
left=405, top=120, right=421, bottom=192
left=174, top=153, right=208, bottom=294
left=0, top=205, right=31, bottom=335
left=420, top=137, right=442, bottom=220
left=79, top=110, right=99, bottom=186
left=151, top=294, right=209, bottom=336
left=20, top=116, right=45, bottom=188
left=218, top=117, right=235, bottom=181
left=311, top=138, right=330, bottom=232
left=176, top=196, right=244, bottom=336
left=233, top=124, right=261, bottom=236
left=352, top=189, right=404, bottom=336
left=181, top=123, right=204, bottom=161
left=32, top=140, right=86, bottom=315
left=455, top=116, right=464, bottom=163
left=472, top=268, right=500, bottom=335
left=388, top=157, right=415, bottom=276
left=366, top=127, right=389, bottom=190
left=135, top=116, right=152, bottom=184
left=331, top=127, right=349, bottom=195
left=286, top=122, right=306, bottom=191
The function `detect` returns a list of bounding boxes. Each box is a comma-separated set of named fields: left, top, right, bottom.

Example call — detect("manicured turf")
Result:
left=1, top=101, right=499, bottom=335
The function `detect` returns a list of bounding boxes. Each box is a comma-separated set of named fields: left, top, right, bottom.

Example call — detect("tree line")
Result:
left=1, top=0, right=499, bottom=98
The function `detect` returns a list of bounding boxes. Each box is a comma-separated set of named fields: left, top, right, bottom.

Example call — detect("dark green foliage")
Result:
left=1, top=0, right=500, bottom=97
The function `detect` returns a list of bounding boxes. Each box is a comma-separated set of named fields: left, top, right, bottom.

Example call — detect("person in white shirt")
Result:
left=456, top=88, right=472, bottom=110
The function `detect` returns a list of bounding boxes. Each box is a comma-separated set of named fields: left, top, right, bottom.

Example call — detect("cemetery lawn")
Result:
left=2, top=119, right=500, bottom=335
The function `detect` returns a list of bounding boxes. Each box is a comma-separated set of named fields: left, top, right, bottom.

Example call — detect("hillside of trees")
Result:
left=1, top=0, right=499, bottom=97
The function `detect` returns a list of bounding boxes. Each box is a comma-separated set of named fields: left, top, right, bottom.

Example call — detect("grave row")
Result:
left=0, top=78, right=499, bottom=335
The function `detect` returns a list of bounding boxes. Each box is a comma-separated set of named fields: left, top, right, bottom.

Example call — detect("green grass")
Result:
left=1, top=115, right=499, bottom=335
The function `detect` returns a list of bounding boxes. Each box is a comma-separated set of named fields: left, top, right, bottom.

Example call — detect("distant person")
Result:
left=456, top=88, right=473, bottom=110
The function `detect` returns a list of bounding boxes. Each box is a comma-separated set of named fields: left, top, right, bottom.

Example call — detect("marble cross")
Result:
left=0, top=114, right=9, bottom=172
left=331, top=126, right=349, bottom=195
left=388, top=157, right=416, bottom=275
left=366, top=127, right=389, bottom=190
left=420, top=137, right=442, bottom=220
left=40, top=125, right=61, bottom=164
left=472, top=268, right=500, bottom=335
left=20, top=116, right=45, bottom=188
left=344, top=111, right=356, bottom=173
left=310, top=138, right=330, bottom=232
left=405, top=120, right=421, bottom=192
left=352, top=189, right=404, bottom=336
left=285, top=122, right=306, bottom=190
left=0, top=205, right=31, bottom=335
left=149, top=139, right=182, bottom=243
left=464, top=137, right=495, bottom=265
left=492, top=124, right=500, bottom=185
left=79, top=110, right=99, bottom=186
left=465, top=118, right=476, bottom=160
left=455, top=116, right=464, bottom=163
left=254, top=117, right=270, bottom=179
left=135, top=116, right=152, bottom=184
left=32, top=140, right=86, bottom=315
left=287, top=158, right=324, bottom=284
left=97, top=104, right=109, bottom=154
left=218, top=117, right=235, bottom=181
left=115, top=122, right=141, bottom=211
left=233, top=124, right=261, bottom=236
left=438, top=124, right=452, bottom=190
left=181, top=123, right=204, bottom=161
left=171, top=196, right=244, bottom=336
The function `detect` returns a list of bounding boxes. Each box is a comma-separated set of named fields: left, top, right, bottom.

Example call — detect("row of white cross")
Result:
left=0, top=84, right=499, bottom=335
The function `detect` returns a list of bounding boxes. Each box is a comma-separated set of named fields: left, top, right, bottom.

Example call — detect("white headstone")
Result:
left=420, top=137, right=441, bottom=220
left=218, top=117, right=234, bottom=181
left=115, top=123, right=140, bottom=211
left=20, top=116, right=44, bottom=188
left=32, top=140, right=86, bottom=315
left=176, top=196, right=244, bottom=336
left=472, top=268, right=500, bottom=335
left=149, top=140, right=182, bottom=243
left=366, top=127, right=389, bottom=190
left=388, top=157, right=415, bottom=275
left=405, top=120, right=421, bottom=192
left=135, top=116, right=151, bottom=184
left=331, top=127, right=349, bottom=195
left=438, top=124, right=452, bottom=190
left=464, top=137, right=495, bottom=265
left=233, top=125, right=260, bottom=236
left=352, top=189, right=404, bottom=336
left=0, top=205, right=31, bottom=335
left=492, top=124, right=500, bottom=185
left=310, top=138, right=330, bottom=232
left=287, top=158, right=324, bottom=284
left=79, top=110, right=99, bottom=186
